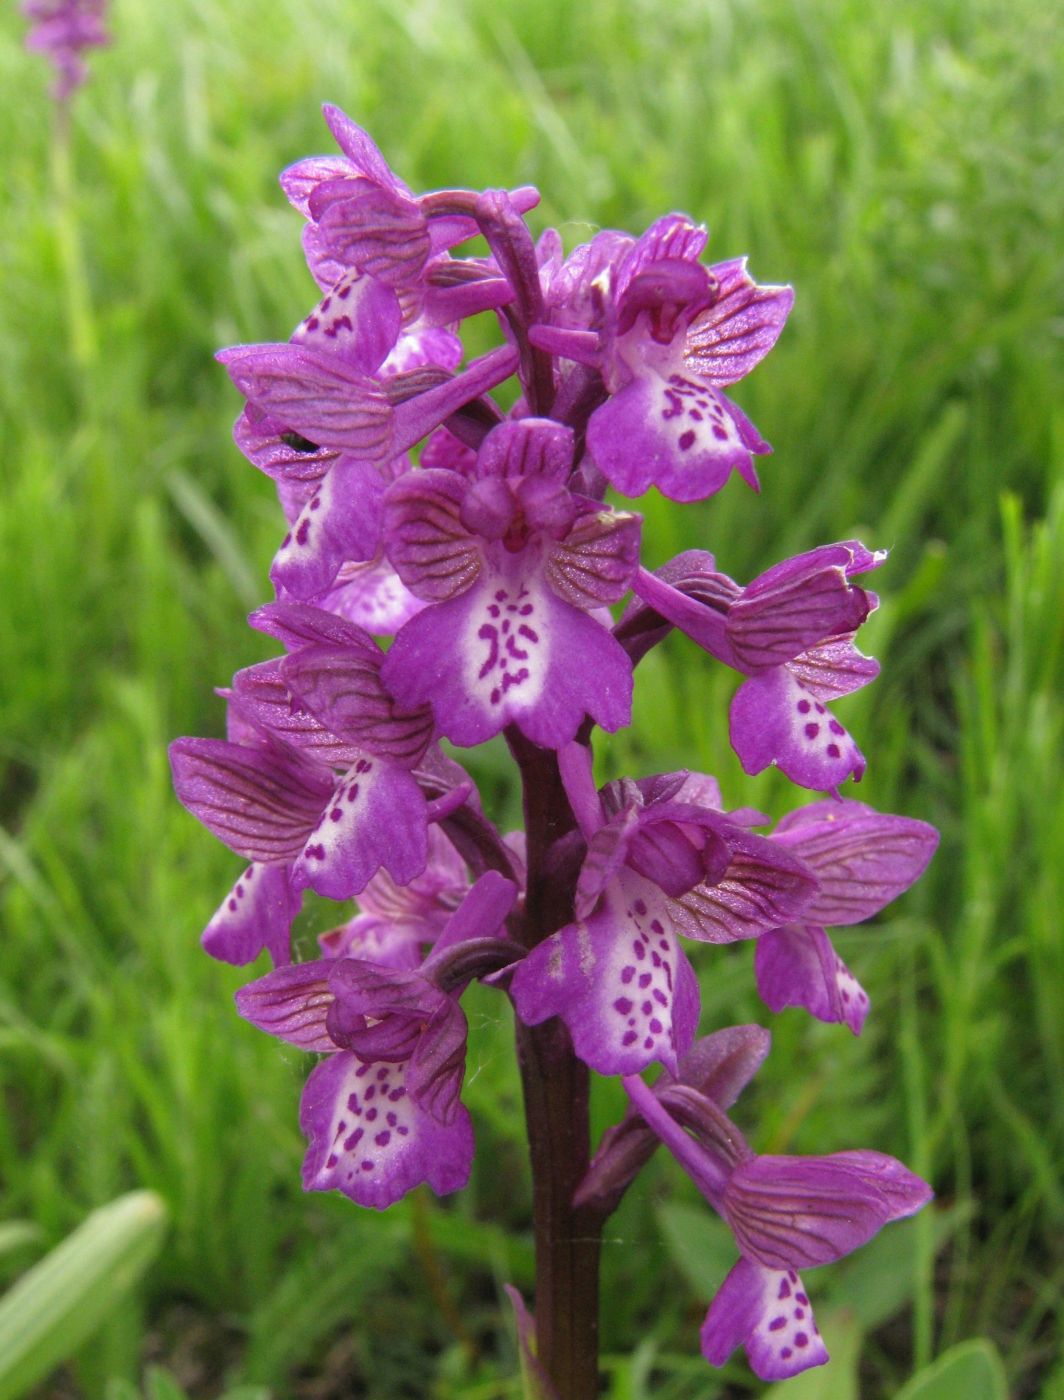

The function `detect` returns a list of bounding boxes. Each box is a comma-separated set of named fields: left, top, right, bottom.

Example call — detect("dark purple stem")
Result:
left=507, top=729, right=602, bottom=1399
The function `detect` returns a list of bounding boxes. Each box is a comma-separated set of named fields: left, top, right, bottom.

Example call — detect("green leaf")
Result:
left=762, top=1310, right=863, bottom=1400
left=0, top=1225, right=42, bottom=1261
left=894, top=1339, right=1008, bottom=1400
left=654, top=1203, right=735, bottom=1298
left=145, top=1368, right=191, bottom=1400
left=0, top=1192, right=168, bottom=1400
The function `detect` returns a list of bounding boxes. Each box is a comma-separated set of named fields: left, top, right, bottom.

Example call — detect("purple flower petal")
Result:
left=788, top=635, right=880, bottom=702
left=686, top=259, right=795, bottom=387
left=270, top=456, right=388, bottom=601
left=668, top=829, right=818, bottom=944
left=300, top=1051, right=474, bottom=1209
left=727, top=542, right=882, bottom=674
left=317, top=186, right=431, bottom=290
left=292, top=267, right=403, bottom=375
left=382, top=571, right=633, bottom=748
left=217, top=343, right=393, bottom=457
left=235, top=959, right=336, bottom=1051
left=701, top=1258, right=828, bottom=1381
left=231, top=661, right=363, bottom=769
left=321, top=558, right=428, bottom=635
left=281, top=645, right=434, bottom=768
left=545, top=507, right=642, bottom=609
left=291, top=757, right=428, bottom=899
left=383, top=469, right=482, bottom=602
left=730, top=669, right=866, bottom=791
left=587, top=373, right=767, bottom=503
left=321, top=106, right=409, bottom=193
left=510, top=874, right=699, bottom=1075
left=772, top=800, right=939, bottom=925
left=201, top=861, right=301, bottom=967
left=755, top=924, right=870, bottom=1034
left=723, top=1151, right=933, bottom=1270
left=169, top=737, right=333, bottom=863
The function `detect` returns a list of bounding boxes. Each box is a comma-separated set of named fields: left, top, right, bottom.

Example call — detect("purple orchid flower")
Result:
left=380, top=418, right=641, bottom=749
left=23, top=0, right=108, bottom=103
left=624, top=1072, right=932, bottom=1381
left=235, top=870, right=516, bottom=1208
left=755, top=798, right=940, bottom=1032
left=631, top=541, right=884, bottom=790
left=532, top=215, right=792, bottom=503
left=508, top=748, right=817, bottom=1075
left=172, top=116, right=942, bottom=1394
left=170, top=603, right=462, bottom=903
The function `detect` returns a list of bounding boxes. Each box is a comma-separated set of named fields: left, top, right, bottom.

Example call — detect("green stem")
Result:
left=51, top=103, right=97, bottom=372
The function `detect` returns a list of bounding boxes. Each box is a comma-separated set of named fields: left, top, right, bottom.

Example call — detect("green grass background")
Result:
left=1, top=0, right=1062, bottom=1394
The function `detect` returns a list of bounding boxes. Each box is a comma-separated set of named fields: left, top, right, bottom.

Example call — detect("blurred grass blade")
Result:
left=0, top=1191, right=168, bottom=1400
left=894, top=1338, right=1008, bottom=1400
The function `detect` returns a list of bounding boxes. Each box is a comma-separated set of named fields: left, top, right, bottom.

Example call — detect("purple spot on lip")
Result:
left=797, top=699, right=811, bottom=713
left=804, top=723, right=819, bottom=739
left=768, top=1316, right=786, bottom=1332
left=678, top=429, right=696, bottom=451
left=827, top=743, right=841, bottom=758
left=795, top=1332, right=809, bottom=1348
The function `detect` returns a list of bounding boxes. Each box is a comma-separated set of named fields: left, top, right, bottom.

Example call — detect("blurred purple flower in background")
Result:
left=22, top=0, right=109, bottom=103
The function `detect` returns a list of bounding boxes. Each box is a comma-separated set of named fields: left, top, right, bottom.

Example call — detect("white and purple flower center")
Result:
left=322, top=1056, right=416, bottom=1184
left=464, top=578, right=546, bottom=713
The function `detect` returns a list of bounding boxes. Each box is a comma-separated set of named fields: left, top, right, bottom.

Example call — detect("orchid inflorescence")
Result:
left=170, top=106, right=938, bottom=1385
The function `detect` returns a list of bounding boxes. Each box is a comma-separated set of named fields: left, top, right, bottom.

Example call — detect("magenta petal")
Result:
left=771, top=802, right=939, bottom=925
left=249, top=600, right=379, bottom=655
left=280, top=645, right=434, bottom=768
left=730, top=669, right=866, bottom=791
left=510, top=874, right=698, bottom=1075
left=320, top=106, right=408, bottom=191
left=270, top=456, right=386, bottom=601
left=318, top=186, right=431, bottom=290
left=201, top=861, right=301, bottom=967
left=687, top=259, right=795, bottom=387
left=292, top=267, right=403, bottom=375
left=383, top=468, right=482, bottom=602
left=678, top=1025, right=772, bottom=1110
left=755, top=924, right=870, bottom=1034
left=701, top=1258, right=828, bottom=1381
left=788, top=635, right=881, bottom=702
left=588, top=373, right=768, bottom=503
left=235, top=960, right=336, bottom=1051
left=476, top=418, right=574, bottom=482
left=292, top=758, right=428, bottom=899
left=279, top=154, right=356, bottom=216
left=723, top=1152, right=933, bottom=1270
left=300, top=1051, right=473, bottom=1210
left=383, top=572, right=632, bottom=749
left=231, top=661, right=363, bottom=769
left=727, top=542, right=880, bottom=674
left=299, top=556, right=427, bottom=636
left=169, top=737, right=333, bottom=863
left=545, top=507, right=642, bottom=609
left=217, top=343, right=392, bottom=457
left=668, top=829, right=818, bottom=944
